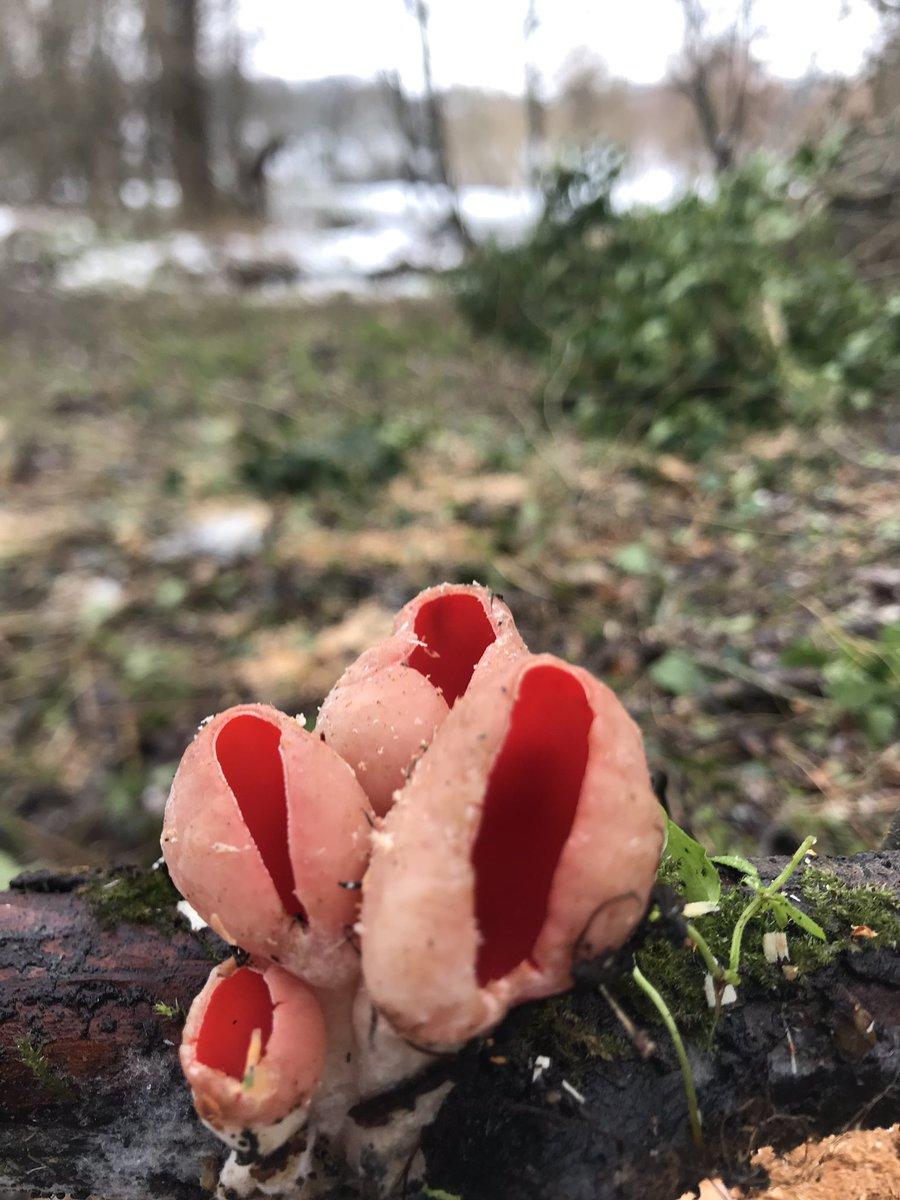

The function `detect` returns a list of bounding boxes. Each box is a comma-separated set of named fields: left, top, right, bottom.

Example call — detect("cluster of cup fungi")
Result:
left=161, top=583, right=665, bottom=1197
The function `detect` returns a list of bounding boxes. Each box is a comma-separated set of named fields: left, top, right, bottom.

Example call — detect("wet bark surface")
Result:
left=0, top=871, right=226, bottom=1199
left=0, top=854, right=897, bottom=1200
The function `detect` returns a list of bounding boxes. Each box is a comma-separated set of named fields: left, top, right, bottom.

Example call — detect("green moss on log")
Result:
left=506, top=862, right=898, bottom=1071
left=80, top=865, right=182, bottom=935
left=799, top=865, right=900, bottom=946
left=14, top=1037, right=74, bottom=1103
left=630, top=862, right=899, bottom=1029
left=507, top=993, right=633, bottom=1079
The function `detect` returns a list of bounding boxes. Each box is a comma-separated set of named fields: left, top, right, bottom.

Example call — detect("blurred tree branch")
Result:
left=672, top=0, right=760, bottom=174
left=523, top=0, right=547, bottom=186
left=405, top=0, right=473, bottom=248
left=146, top=0, right=217, bottom=220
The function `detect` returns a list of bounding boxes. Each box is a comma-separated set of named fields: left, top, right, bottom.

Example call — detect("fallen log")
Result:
left=0, top=853, right=897, bottom=1200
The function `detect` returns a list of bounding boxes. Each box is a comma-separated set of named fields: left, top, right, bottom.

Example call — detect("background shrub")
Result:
left=454, top=150, right=899, bottom=454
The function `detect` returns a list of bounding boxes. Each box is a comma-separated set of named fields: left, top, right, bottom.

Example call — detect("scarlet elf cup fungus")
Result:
left=317, top=583, right=526, bottom=816
left=161, top=703, right=373, bottom=987
left=360, top=652, right=665, bottom=1049
left=181, top=958, right=327, bottom=1154
left=161, top=585, right=665, bottom=1196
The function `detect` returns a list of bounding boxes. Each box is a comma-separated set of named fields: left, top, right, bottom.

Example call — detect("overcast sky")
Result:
left=238, top=0, right=883, bottom=94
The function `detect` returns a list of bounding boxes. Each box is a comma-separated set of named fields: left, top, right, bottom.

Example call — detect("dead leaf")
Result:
left=657, top=454, right=697, bottom=487
left=237, top=601, right=394, bottom=704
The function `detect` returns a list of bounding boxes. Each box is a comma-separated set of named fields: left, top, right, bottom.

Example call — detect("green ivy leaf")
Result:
left=768, top=893, right=791, bottom=929
left=650, top=651, right=709, bottom=696
left=662, top=816, right=721, bottom=904
left=612, top=541, right=657, bottom=576
left=0, top=849, right=19, bottom=890
left=711, top=854, right=760, bottom=882
left=864, top=705, right=896, bottom=746
left=824, top=659, right=873, bottom=712
left=781, top=639, right=829, bottom=669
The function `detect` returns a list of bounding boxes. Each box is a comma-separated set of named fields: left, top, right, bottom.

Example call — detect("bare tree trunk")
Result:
left=407, top=0, right=472, bottom=248
left=237, top=136, right=287, bottom=219
left=383, top=69, right=420, bottom=183
left=681, top=73, right=736, bottom=174
left=0, top=853, right=897, bottom=1199
left=220, top=0, right=249, bottom=205
left=825, top=7, right=900, bottom=283
left=150, top=0, right=216, bottom=221
left=673, top=0, right=756, bottom=176
left=523, top=0, right=547, bottom=185
left=32, top=6, right=75, bottom=204
left=84, top=0, right=125, bottom=218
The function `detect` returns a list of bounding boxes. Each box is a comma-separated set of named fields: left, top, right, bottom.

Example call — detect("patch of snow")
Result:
left=0, top=206, right=17, bottom=241
left=152, top=503, right=270, bottom=564
left=30, top=158, right=696, bottom=299
left=47, top=573, right=125, bottom=631
left=166, top=230, right=217, bottom=275
left=57, top=239, right=167, bottom=290
left=561, top=1079, right=586, bottom=1104
left=532, top=1054, right=551, bottom=1083
left=613, top=162, right=683, bottom=210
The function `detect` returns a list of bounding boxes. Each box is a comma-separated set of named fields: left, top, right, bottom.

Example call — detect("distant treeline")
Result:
left=0, top=0, right=895, bottom=220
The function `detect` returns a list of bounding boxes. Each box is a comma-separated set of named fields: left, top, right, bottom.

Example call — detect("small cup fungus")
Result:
left=360, top=653, right=665, bottom=1048
left=317, top=583, right=526, bottom=815
left=181, top=958, right=327, bottom=1154
left=161, top=703, right=373, bottom=987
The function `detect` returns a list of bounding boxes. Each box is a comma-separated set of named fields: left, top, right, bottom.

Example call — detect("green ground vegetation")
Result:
left=455, top=152, right=899, bottom=454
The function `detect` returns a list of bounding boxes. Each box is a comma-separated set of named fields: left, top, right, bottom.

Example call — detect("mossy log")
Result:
left=0, top=853, right=897, bottom=1200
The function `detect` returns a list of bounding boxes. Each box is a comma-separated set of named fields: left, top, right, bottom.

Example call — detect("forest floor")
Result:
left=1, top=285, right=898, bottom=877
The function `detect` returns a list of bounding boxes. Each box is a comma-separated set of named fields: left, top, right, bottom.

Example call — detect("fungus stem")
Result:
left=631, top=964, right=703, bottom=1149
left=728, top=836, right=816, bottom=980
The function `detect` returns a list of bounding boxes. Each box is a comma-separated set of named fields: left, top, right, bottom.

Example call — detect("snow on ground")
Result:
left=0, top=160, right=689, bottom=298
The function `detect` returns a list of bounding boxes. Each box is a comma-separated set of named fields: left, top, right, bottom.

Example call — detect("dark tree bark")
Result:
left=148, top=0, right=216, bottom=221
left=383, top=70, right=420, bottom=184
left=0, top=854, right=897, bottom=1200
left=673, top=0, right=758, bottom=176
left=406, top=0, right=472, bottom=249
left=523, top=0, right=547, bottom=186
left=0, top=869, right=225, bottom=1200
left=236, top=136, right=288, bottom=219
